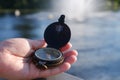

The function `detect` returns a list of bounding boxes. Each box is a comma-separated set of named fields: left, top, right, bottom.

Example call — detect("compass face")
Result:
left=35, top=48, right=62, bottom=61
left=33, top=48, right=64, bottom=69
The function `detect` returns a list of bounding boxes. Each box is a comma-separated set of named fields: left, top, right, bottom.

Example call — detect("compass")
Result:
left=32, top=15, right=71, bottom=69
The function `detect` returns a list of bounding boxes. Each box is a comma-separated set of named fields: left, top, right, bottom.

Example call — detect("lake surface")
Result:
left=0, top=11, right=120, bottom=80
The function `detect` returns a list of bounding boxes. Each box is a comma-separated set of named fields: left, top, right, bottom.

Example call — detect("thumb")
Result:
left=28, top=39, right=47, bottom=50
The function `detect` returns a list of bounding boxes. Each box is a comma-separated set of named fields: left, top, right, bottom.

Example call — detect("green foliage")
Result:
left=0, top=0, right=51, bottom=9
left=107, top=0, right=120, bottom=10
left=0, top=0, right=52, bottom=14
left=0, top=0, right=120, bottom=14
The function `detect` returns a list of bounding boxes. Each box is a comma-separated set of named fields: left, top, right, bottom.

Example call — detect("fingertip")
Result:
left=72, top=50, right=78, bottom=56
left=63, top=49, right=78, bottom=57
left=72, top=55, right=77, bottom=63
left=60, top=62, right=71, bottom=72
left=30, top=39, right=47, bottom=50
left=60, top=42, right=72, bottom=52
left=68, top=42, right=72, bottom=47
left=65, top=55, right=77, bottom=64
left=37, top=40, right=47, bottom=48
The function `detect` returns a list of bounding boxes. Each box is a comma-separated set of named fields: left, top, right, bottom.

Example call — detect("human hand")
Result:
left=0, top=38, right=78, bottom=80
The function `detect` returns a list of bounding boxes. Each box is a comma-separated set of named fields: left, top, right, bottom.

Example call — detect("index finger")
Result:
left=60, top=42, right=72, bottom=52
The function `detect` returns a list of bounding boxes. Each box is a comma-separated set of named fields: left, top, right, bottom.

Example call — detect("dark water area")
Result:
left=0, top=11, right=120, bottom=80
left=0, top=13, right=53, bottom=41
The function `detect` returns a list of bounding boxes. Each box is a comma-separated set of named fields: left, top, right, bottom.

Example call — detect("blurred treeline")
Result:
left=0, top=0, right=52, bottom=9
left=106, top=0, right=120, bottom=10
left=0, top=0, right=120, bottom=14
left=0, top=0, right=52, bottom=14
left=0, top=0, right=120, bottom=10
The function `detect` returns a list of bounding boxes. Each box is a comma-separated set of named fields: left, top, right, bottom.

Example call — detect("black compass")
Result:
left=32, top=15, right=71, bottom=69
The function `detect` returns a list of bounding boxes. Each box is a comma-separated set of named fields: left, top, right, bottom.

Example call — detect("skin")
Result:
left=0, top=38, right=78, bottom=80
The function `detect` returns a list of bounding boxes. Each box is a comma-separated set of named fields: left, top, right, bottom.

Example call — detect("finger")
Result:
left=60, top=42, right=72, bottom=52
left=29, top=62, right=71, bottom=79
left=39, top=62, right=71, bottom=78
left=63, top=50, right=78, bottom=57
left=39, top=50, right=78, bottom=77
left=28, top=39, right=47, bottom=50
left=63, top=50, right=78, bottom=64
left=64, top=55, right=77, bottom=64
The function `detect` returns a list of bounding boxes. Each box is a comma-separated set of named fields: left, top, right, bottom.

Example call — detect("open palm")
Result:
left=0, top=38, right=77, bottom=80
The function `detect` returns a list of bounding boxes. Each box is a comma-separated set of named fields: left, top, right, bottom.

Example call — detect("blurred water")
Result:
left=68, top=11, right=120, bottom=80
left=0, top=11, right=120, bottom=80
left=0, top=13, right=53, bottom=41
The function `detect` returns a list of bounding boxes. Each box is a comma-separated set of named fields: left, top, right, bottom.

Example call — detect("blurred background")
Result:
left=0, top=0, right=120, bottom=80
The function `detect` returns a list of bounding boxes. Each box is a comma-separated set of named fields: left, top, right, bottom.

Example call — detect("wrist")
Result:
left=0, top=47, right=7, bottom=78
left=0, top=47, right=4, bottom=76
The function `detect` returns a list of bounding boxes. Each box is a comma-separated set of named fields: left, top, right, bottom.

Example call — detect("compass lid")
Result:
left=44, top=15, right=71, bottom=49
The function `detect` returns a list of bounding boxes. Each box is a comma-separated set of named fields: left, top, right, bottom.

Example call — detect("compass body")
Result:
left=32, top=15, right=71, bottom=69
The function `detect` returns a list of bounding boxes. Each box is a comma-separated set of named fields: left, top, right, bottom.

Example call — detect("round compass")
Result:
left=32, top=15, right=71, bottom=69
